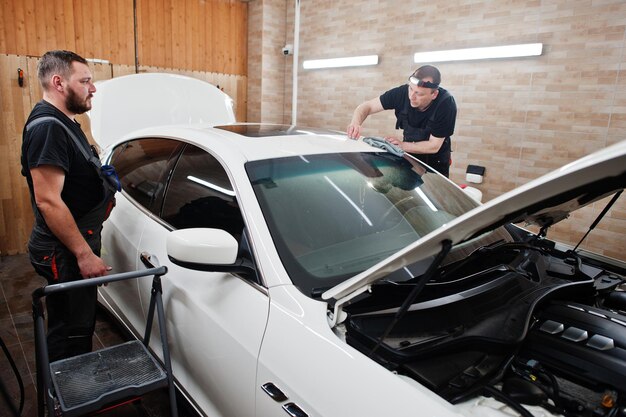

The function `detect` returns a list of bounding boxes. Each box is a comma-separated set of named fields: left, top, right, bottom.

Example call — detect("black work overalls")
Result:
left=396, top=90, right=452, bottom=177
left=25, top=116, right=117, bottom=361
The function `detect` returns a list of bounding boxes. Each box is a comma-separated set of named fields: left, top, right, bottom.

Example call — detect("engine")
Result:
left=514, top=295, right=626, bottom=416
left=342, top=243, right=626, bottom=417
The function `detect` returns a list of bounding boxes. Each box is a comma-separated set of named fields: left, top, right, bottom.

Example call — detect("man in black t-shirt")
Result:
left=347, top=65, right=457, bottom=177
left=21, top=50, right=114, bottom=361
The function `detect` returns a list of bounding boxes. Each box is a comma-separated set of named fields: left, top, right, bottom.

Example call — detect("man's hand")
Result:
left=76, top=251, right=112, bottom=278
left=347, top=123, right=361, bottom=139
left=385, top=136, right=403, bottom=147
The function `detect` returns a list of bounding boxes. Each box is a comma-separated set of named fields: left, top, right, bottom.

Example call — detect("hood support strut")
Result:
left=369, top=239, right=452, bottom=357
left=573, top=190, right=622, bottom=251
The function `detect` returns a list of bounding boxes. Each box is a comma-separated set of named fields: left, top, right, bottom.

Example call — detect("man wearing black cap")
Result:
left=347, top=65, right=457, bottom=177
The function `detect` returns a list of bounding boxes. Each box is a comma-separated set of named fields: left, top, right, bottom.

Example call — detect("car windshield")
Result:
left=247, top=152, right=513, bottom=296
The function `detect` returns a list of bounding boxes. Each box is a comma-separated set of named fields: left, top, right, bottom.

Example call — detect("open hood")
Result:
left=89, top=73, right=235, bottom=149
left=323, top=140, right=626, bottom=303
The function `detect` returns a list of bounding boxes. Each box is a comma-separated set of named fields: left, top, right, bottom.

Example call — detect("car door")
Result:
left=135, top=143, right=270, bottom=417
left=100, top=138, right=183, bottom=331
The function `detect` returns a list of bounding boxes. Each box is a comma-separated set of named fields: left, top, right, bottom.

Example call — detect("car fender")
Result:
left=257, top=285, right=463, bottom=417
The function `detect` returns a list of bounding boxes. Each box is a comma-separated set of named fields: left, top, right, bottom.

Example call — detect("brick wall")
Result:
left=247, top=0, right=289, bottom=124
left=249, top=0, right=626, bottom=260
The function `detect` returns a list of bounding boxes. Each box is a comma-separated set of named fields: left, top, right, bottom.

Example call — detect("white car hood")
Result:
left=89, top=73, right=235, bottom=148
left=323, top=140, right=626, bottom=302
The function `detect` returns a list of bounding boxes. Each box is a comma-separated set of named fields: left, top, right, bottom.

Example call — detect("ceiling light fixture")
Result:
left=303, top=55, right=379, bottom=70
left=413, top=43, right=543, bottom=63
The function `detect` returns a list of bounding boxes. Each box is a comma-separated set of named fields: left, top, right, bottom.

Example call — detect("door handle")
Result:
left=140, top=252, right=159, bottom=268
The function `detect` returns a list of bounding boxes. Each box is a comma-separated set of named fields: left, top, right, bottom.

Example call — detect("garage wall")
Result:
left=254, top=0, right=626, bottom=260
left=0, top=55, right=32, bottom=258
left=0, top=0, right=249, bottom=255
left=247, top=0, right=289, bottom=123
left=0, top=0, right=247, bottom=74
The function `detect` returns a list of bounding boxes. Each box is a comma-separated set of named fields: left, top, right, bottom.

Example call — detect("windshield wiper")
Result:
left=369, top=239, right=452, bottom=357
left=437, top=239, right=506, bottom=282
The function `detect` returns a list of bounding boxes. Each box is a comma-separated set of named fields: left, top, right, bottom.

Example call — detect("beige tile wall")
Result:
left=248, top=0, right=626, bottom=261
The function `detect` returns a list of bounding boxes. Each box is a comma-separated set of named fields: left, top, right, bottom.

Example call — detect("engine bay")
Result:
left=343, top=239, right=626, bottom=417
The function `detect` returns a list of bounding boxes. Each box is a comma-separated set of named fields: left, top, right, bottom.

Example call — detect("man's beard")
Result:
left=65, top=86, right=92, bottom=114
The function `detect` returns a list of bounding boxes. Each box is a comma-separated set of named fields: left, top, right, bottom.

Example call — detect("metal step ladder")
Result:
left=32, top=262, right=178, bottom=417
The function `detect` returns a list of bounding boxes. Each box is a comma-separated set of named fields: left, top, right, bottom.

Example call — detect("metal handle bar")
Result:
left=32, top=266, right=168, bottom=301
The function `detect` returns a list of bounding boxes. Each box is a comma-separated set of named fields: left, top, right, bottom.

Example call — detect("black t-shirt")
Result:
left=21, top=101, right=104, bottom=227
left=380, top=85, right=457, bottom=139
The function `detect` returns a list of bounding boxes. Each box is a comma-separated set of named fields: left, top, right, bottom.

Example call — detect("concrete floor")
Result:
left=0, top=253, right=184, bottom=417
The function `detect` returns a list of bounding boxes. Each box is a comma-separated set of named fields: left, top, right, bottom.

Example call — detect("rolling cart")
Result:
left=32, top=260, right=178, bottom=417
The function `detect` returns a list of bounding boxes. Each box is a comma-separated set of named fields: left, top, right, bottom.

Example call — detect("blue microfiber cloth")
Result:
left=362, top=137, right=404, bottom=157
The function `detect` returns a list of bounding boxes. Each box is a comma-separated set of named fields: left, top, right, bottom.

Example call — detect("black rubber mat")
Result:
left=50, top=340, right=167, bottom=416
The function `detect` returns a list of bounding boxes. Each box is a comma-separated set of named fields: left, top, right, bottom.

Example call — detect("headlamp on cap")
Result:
left=408, top=76, right=439, bottom=89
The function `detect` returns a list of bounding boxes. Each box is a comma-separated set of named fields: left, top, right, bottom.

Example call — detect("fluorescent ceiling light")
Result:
left=303, top=55, right=378, bottom=69
left=413, top=43, right=543, bottom=63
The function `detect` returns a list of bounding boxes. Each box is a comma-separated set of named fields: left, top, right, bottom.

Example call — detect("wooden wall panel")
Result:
left=0, top=55, right=34, bottom=255
left=0, top=2, right=5, bottom=52
left=26, top=57, right=41, bottom=104
left=13, top=0, right=27, bottom=52
left=135, top=0, right=247, bottom=75
left=0, top=0, right=134, bottom=64
left=1, top=0, right=247, bottom=73
left=112, top=64, right=139, bottom=78
left=33, top=0, right=48, bottom=53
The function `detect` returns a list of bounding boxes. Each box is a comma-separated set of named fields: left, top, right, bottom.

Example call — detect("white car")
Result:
left=93, top=74, right=626, bottom=417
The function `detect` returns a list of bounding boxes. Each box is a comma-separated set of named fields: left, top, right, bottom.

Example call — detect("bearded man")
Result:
left=21, top=50, right=116, bottom=361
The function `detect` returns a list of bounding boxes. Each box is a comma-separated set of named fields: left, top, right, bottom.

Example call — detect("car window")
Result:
left=109, top=138, right=183, bottom=213
left=161, top=144, right=245, bottom=240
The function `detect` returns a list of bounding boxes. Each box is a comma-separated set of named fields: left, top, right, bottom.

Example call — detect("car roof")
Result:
left=110, top=122, right=378, bottom=163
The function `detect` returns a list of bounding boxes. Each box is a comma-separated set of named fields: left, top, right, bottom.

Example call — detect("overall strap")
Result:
left=428, top=90, right=451, bottom=123
left=26, top=116, right=101, bottom=167
left=396, top=93, right=410, bottom=130
left=26, top=116, right=120, bottom=194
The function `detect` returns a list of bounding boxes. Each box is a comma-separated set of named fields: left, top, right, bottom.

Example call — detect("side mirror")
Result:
left=166, top=228, right=239, bottom=267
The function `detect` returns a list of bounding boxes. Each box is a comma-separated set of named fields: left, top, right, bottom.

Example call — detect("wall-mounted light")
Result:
left=303, top=55, right=378, bottom=70
left=413, top=43, right=543, bottom=63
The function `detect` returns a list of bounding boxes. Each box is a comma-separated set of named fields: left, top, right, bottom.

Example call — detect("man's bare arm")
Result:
left=386, top=134, right=445, bottom=154
left=347, top=97, right=385, bottom=139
